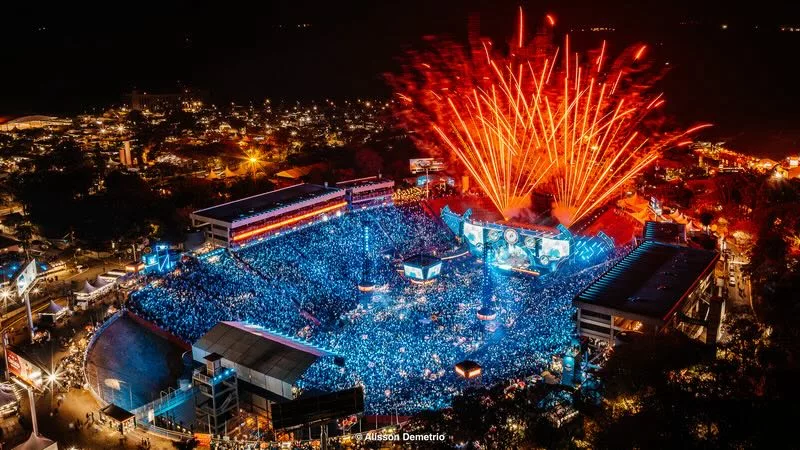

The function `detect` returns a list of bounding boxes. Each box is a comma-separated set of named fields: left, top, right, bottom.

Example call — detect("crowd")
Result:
left=129, top=204, right=611, bottom=413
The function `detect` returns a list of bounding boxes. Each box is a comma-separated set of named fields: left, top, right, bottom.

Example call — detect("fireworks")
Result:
left=391, top=8, right=709, bottom=226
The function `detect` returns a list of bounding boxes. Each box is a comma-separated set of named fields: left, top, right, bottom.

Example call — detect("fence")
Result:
left=82, top=310, right=124, bottom=407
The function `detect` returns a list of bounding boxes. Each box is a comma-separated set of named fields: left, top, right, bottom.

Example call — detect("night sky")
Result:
left=2, top=0, right=800, bottom=155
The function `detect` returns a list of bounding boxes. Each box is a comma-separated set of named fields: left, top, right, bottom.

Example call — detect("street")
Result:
left=1, top=259, right=178, bottom=450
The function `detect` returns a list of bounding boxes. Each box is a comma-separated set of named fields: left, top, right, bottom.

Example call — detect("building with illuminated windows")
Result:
left=190, top=183, right=347, bottom=248
left=335, top=176, right=394, bottom=210
left=573, top=240, right=722, bottom=346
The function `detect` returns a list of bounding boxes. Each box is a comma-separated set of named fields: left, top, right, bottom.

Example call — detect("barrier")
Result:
left=137, top=421, right=193, bottom=441
left=124, top=309, right=191, bottom=351
left=83, top=309, right=195, bottom=442
left=83, top=310, right=124, bottom=407
left=131, top=385, right=196, bottom=424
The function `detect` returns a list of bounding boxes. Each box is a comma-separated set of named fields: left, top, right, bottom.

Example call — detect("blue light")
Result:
left=128, top=203, right=609, bottom=415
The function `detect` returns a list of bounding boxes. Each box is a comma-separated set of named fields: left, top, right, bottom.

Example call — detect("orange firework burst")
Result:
left=390, top=9, right=710, bottom=226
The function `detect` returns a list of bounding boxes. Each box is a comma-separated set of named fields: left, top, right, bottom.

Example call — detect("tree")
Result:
left=355, top=147, right=384, bottom=176
left=1, top=213, right=24, bottom=231
left=15, top=224, right=34, bottom=247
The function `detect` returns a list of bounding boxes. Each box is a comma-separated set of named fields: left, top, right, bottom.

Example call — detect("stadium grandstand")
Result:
left=335, top=175, right=394, bottom=210
left=0, top=115, right=71, bottom=131
left=190, top=183, right=347, bottom=248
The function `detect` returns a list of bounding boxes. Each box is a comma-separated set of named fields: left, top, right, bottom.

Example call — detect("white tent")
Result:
left=73, top=277, right=114, bottom=301
left=92, top=277, right=113, bottom=289
left=39, top=300, right=68, bottom=323
left=73, top=280, right=97, bottom=299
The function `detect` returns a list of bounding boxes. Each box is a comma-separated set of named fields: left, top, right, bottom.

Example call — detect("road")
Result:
left=723, top=238, right=754, bottom=316
left=1, top=260, right=179, bottom=449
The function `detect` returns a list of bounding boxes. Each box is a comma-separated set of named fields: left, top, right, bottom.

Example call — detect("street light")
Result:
left=45, top=368, right=63, bottom=411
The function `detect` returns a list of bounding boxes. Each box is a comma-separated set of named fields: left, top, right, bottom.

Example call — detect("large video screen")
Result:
left=427, top=262, right=442, bottom=278
left=463, top=222, right=484, bottom=247
left=540, top=238, right=570, bottom=260
left=403, top=265, right=425, bottom=280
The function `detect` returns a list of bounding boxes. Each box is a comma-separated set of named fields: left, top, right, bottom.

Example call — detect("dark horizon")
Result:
left=2, top=0, right=800, bottom=156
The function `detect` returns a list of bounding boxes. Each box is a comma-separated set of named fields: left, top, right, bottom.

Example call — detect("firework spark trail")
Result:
left=390, top=9, right=710, bottom=226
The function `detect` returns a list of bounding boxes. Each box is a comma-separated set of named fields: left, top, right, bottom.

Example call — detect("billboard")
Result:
left=7, top=349, right=42, bottom=389
left=15, top=259, right=38, bottom=296
left=409, top=158, right=445, bottom=174
left=649, top=196, right=663, bottom=215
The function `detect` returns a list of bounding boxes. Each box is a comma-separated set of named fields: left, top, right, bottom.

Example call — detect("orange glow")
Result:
left=634, top=45, right=647, bottom=60
left=232, top=201, right=347, bottom=242
left=684, top=123, right=713, bottom=134
left=546, top=14, right=556, bottom=26
left=455, top=366, right=482, bottom=379
left=511, top=267, right=540, bottom=276
left=391, top=11, right=708, bottom=226
left=518, top=7, right=525, bottom=48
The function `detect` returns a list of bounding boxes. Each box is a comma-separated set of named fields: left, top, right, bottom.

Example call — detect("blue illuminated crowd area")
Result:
left=129, top=204, right=611, bottom=413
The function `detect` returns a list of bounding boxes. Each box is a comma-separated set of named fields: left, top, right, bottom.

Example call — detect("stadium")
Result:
left=124, top=178, right=617, bottom=415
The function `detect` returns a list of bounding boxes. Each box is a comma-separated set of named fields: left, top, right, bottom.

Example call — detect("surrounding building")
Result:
left=119, top=141, right=133, bottom=166
left=0, top=115, right=71, bottom=131
left=192, top=321, right=334, bottom=422
left=642, top=221, right=687, bottom=245
left=192, top=353, right=240, bottom=436
left=573, top=240, right=721, bottom=346
left=335, top=176, right=395, bottom=210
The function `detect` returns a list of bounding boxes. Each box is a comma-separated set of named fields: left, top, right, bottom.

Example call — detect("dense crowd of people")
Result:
left=129, top=204, right=611, bottom=413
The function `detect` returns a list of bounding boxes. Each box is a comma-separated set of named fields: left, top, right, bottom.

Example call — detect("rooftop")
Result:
left=574, top=241, right=718, bottom=321
left=192, top=183, right=341, bottom=223
left=643, top=221, right=687, bottom=244
left=101, top=403, right=135, bottom=422
left=194, top=321, right=333, bottom=383
left=203, top=352, right=223, bottom=362
left=404, top=254, right=442, bottom=267
left=335, top=176, right=391, bottom=188
left=0, top=235, right=21, bottom=249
